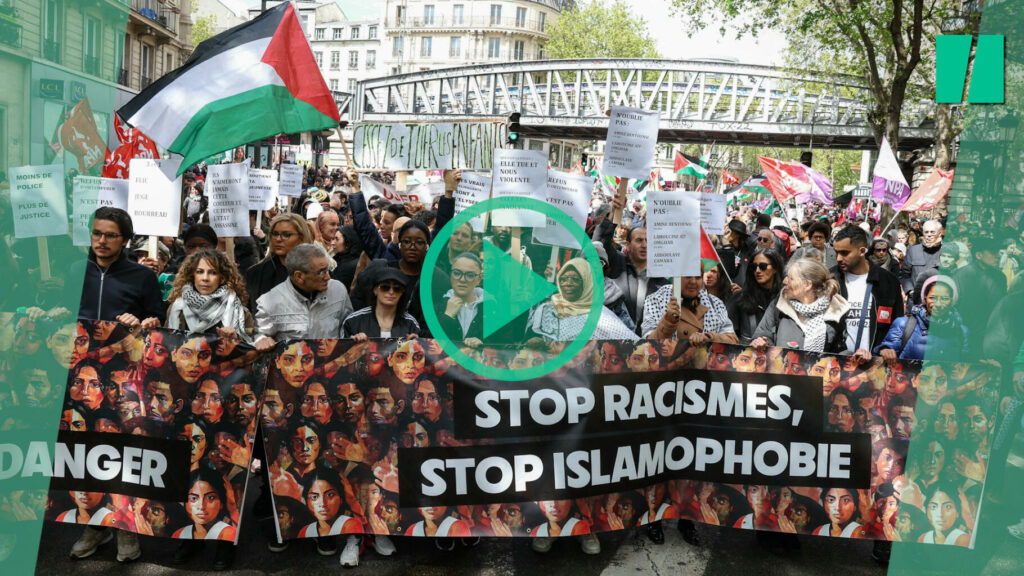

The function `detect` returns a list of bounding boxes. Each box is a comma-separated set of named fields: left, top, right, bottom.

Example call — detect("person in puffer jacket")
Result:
left=875, top=274, right=967, bottom=362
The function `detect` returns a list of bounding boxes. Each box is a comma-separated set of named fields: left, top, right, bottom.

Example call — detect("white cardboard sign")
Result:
left=128, top=157, right=183, bottom=237
left=647, top=190, right=700, bottom=278
left=601, top=106, right=660, bottom=180
left=72, top=176, right=128, bottom=246
left=207, top=162, right=250, bottom=238
left=248, top=168, right=279, bottom=211
left=453, top=173, right=492, bottom=233
left=700, top=192, right=727, bottom=236
left=10, top=164, right=68, bottom=239
left=533, top=170, right=591, bottom=249
left=490, top=149, right=547, bottom=228
left=279, top=163, right=303, bottom=197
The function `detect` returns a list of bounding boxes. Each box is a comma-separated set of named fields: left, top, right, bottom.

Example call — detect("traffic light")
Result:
left=506, top=112, right=521, bottom=144
left=800, top=151, right=813, bottom=167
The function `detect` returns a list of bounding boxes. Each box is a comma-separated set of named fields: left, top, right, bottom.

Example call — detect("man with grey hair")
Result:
left=899, top=219, right=944, bottom=298
left=254, top=244, right=353, bottom=351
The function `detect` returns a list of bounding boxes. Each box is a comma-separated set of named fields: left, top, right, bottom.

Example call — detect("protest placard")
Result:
left=533, top=170, right=591, bottom=249
left=490, top=149, right=547, bottom=228
left=207, top=163, right=250, bottom=237
left=128, top=158, right=183, bottom=237
left=10, top=164, right=68, bottom=239
left=700, top=192, right=727, bottom=235
left=249, top=168, right=279, bottom=211
left=602, top=106, right=660, bottom=180
left=279, top=163, right=304, bottom=197
left=453, top=172, right=491, bottom=233
left=353, top=121, right=506, bottom=171
left=72, top=177, right=131, bottom=245
left=647, top=190, right=700, bottom=278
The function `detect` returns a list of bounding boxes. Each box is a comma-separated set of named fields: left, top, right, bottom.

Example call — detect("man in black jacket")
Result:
left=592, top=209, right=668, bottom=332
left=719, top=219, right=754, bottom=288
left=75, top=207, right=165, bottom=328
left=832, top=225, right=904, bottom=356
left=953, top=235, right=1007, bottom=353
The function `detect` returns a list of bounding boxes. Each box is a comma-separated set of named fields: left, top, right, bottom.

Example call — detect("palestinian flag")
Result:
left=700, top=226, right=726, bottom=278
left=741, top=174, right=771, bottom=195
left=674, top=151, right=707, bottom=179
left=117, top=2, right=340, bottom=175
left=699, top=142, right=714, bottom=167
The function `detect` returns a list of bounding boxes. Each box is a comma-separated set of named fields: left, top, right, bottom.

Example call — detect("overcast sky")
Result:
left=243, top=0, right=788, bottom=64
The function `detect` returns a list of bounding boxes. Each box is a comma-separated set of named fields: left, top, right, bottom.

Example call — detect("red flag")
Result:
left=757, top=156, right=813, bottom=202
left=700, top=226, right=722, bottom=268
left=721, top=170, right=740, bottom=187
left=60, top=97, right=107, bottom=172
left=103, top=115, right=159, bottom=179
left=901, top=169, right=953, bottom=213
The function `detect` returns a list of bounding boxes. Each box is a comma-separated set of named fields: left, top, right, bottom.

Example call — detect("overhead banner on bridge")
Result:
left=352, top=121, right=507, bottom=171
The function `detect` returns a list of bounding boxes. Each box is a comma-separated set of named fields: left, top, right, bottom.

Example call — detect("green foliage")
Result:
left=545, top=0, right=660, bottom=59
left=192, top=13, right=218, bottom=50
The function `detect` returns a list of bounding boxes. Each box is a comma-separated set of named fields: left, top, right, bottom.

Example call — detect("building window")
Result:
left=85, top=16, right=100, bottom=75
left=513, top=40, right=524, bottom=60
left=421, top=37, right=432, bottom=57
left=393, top=37, right=404, bottom=57
left=314, top=51, right=323, bottom=67
left=44, top=0, right=62, bottom=62
left=395, top=6, right=404, bottom=24
left=490, top=4, right=501, bottom=25
left=453, top=4, right=464, bottom=24
left=449, top=36, right=461, bottom=58
left=366, top=50, right=376, bottom=69
left=487, top=37, right=500, bottom=58
left=300, top=14, right=310, bottom=34
left=330, top=51, right=340, bottom=70
left=348, top=50, right=358, bottom=69
left=368, top=25, right=378, bottom=39
left=348, top=79, right=357, bottom=92
left=423, top=5, right=434, bottom=24
left=333, top=27, right=343, bottom=40
left=141, top=43, right=153, bottom=86
left=538, top=12, right=546, bottom=32
left=330, top=79, right=338, bottom=91
left=350, top=26, right=360, bottom=39
left=315, top=27, right=325, bottom=40
left=515, top=7, right=526, bottom=27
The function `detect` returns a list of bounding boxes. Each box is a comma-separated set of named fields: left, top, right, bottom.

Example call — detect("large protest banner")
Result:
left=44, top=324, right=265, bottom=542
left=261, top=339, right=997, bottom=545
left=352, top=122, right=507, bottom=171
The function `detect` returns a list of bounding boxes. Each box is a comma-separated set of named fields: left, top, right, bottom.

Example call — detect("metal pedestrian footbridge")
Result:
left=345, top=59, right=936, bottom=150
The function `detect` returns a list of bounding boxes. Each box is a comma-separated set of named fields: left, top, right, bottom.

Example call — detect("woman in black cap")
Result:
left=342, top=267, right=420, bottom=341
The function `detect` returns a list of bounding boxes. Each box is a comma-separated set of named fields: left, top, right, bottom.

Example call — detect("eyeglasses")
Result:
left=91, top=231, right=122, bottom=241
left=451, top=270, right=479, bottom=281
left=753, top=262, right=772, bottom=271
left=400, top=239, right=428, bottom=249
left=378, top=283, right=404, bottom=293
left=305, top=267, right=330, bottom=277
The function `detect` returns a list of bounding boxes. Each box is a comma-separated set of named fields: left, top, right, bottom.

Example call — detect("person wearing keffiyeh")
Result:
left=750, top=258, right=849, bottom=354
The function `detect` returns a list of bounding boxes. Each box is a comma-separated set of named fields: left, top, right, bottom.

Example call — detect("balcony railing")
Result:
left=386, top=15, right=549, bottom=33
left=118, top=67, right=129, bottom=86
left=131, top=0, right=178, bottom=35
left=0, top=11, right=20, bottom=48
left=44, top=39, right=61, bottom=63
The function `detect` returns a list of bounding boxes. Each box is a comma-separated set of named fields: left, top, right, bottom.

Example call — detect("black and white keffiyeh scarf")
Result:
left=789, top=296, right=830, bottom=353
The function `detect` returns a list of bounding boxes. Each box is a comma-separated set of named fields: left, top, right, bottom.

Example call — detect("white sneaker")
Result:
left=339, top=535, right=360, bottom=567
left=579, top=533, right=601, bottom=555
left=116, top=530, right=141, bottom=563
left=531, top=536, right=553, bottom=553
left=372, top=534, right=396, bottom=556
left=69, top=527, right=113, bottom=559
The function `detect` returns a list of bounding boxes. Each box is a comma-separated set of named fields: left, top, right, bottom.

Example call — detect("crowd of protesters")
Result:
left=3, top=159, right=1024, bottom=571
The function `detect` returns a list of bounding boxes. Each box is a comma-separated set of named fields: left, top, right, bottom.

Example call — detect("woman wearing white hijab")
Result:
left=527, top=257, right=638, bottom=342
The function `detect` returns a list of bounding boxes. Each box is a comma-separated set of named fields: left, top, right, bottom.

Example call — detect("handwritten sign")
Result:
left=71, top=177, right=130, bottom=246
left=700, top=192, right=727, bottom=235
left=11, top=164, right=68, bottom=239
left=602, top=106, right=660, bottom=180
left=453, top=173, right=491, bottom=233
left=128, top=158, right=182, bottom=237
left=533, top=170, right=591, bottom=249
left=360, top=175, right=440, bottom=206
left=249, top=168, right=279, bottom=211
left=279, top=164, right=303, bottom=197
left=353, top=122, right=507, bottom=171
left=647, top=190, right=700, bottom=278
left=207, top=163, right=250, bottom=237
left=490, top=149, right=547, bottom=228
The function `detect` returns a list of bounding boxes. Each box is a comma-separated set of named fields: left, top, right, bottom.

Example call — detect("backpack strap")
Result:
left=900, top=316, right=918, bottom=353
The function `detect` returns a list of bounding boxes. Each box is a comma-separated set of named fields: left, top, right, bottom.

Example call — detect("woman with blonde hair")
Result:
left=751, top=258, right=850, bottom=354
left=245, top=213, right=313, bottom=311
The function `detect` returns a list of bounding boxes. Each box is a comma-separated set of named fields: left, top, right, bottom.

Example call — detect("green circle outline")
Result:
left=420, top=195, right=604, bottom=381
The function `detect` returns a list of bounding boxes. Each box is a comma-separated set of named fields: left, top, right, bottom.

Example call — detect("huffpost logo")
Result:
left=936, top=35, right=1005, bottom=103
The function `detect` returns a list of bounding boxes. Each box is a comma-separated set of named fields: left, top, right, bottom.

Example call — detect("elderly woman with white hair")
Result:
left=751, top=258, right=850, bottom=354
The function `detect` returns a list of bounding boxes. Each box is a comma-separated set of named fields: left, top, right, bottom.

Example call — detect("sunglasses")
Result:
left=874, top=247, right=889, bottom=253
left=753, top=262, right=772, bottom=271
left=378, top=283, right=404, bottom=293
left=757, top=236, right=773, bottom=243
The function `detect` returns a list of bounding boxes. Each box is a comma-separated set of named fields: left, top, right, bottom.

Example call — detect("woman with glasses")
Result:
left=437, top=253, right=492, bottom=347
left=750, top=258, right=850, bottom=354
left=342, top=267, right=420, bottom=341
left=875, top=274, right=966, bottom=362
left=869, top=239, right=900, bottom=275
left=727, top=248, right=785, bottom=345
left=245, top=213, right=312, bottom=311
